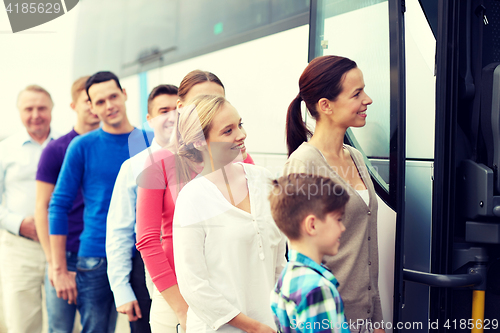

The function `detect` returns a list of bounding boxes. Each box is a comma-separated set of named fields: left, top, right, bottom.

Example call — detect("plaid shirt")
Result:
left=270, top=249, right=351, bottom=333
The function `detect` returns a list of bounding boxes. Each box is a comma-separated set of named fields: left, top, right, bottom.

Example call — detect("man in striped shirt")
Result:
left=268, top=174, right=351, bottom=333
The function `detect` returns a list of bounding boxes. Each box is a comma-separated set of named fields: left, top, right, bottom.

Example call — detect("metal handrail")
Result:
left=403, top=268, right=483, bottom=288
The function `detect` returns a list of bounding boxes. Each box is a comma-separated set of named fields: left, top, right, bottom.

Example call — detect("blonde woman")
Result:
left=172, top=95, right=286, bottom=333
left=136, top=71, right=254, bottom=332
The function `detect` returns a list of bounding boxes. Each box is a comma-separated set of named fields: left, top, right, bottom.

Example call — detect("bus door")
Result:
left=429, top=0, right=500, bottom=331
left=308, top=0, right=406, bottom=331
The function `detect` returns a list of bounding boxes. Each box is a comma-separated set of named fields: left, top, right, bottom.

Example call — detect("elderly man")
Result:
left=0, top=85, right=58, bottom=333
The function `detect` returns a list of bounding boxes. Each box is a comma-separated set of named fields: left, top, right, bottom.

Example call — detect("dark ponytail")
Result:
left=286, top=55, right=357, bottom=156
left=286, top=94, right=312, bottom=156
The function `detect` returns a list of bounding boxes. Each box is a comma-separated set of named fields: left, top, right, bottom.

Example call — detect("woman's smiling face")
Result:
left=205, top=102, right=247, bottom=164
left=328, top=67, right=373, bottom=129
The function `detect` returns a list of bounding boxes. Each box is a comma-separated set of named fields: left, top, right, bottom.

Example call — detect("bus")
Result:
left=73, top=0, right=500, bottom=332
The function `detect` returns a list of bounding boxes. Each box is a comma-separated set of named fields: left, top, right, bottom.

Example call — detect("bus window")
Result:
left=309, top=0, right=391, bottom=193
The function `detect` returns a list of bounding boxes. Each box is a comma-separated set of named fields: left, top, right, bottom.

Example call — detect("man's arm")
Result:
left=50, top=235, right=77, bottom=304
left=0, top=145, right=26, bottom=235
left=34, top=180, right=55, bottom=283
left=106, top=160, right=140, bottom=322
left=48, top=140, right=84, bottom=304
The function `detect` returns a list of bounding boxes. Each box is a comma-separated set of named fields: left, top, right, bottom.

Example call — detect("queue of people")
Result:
left=0, top=55, right=385, bottom=333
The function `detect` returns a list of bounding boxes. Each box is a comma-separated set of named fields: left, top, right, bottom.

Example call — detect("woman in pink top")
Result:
left=136, top=70, right=254, bottom=333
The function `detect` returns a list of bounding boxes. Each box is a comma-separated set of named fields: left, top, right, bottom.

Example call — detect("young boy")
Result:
left=269, top=174, right=351, bottom=333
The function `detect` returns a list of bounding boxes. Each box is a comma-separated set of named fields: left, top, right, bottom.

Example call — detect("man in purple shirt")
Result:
left=34, top=76, right=100, bottom=333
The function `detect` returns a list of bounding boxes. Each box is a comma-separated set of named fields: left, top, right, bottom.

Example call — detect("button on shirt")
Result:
left=173, top=163, right=287, bottom=332
left=0, top=130, right=58, bottom=234
left=270, top=250, right=350, bottom=333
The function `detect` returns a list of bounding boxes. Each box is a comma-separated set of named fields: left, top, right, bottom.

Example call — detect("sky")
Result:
left=0, top=3, right=80, bottom=140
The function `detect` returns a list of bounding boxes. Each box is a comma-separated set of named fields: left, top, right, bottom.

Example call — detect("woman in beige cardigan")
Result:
left=283, top=55, right=385, bottom=333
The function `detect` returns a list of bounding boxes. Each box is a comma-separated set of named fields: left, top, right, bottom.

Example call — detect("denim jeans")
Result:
left=45, top=252, right=78, bottom=333
left=76, top=257, right=117, bottom=333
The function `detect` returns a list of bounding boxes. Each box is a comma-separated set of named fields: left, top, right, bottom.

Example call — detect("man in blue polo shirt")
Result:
left=49, top=71, right=135, bottom=332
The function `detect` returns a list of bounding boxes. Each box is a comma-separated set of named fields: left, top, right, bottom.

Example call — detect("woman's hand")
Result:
left=374, top=329, right=386, bottom=333
left=228, top=313, right=277, bottom=333
left=247, top=322, right=277, bottom=333
left=160, top=285, right=189, bottom=331
left=177, top=309, right=187, bottom=332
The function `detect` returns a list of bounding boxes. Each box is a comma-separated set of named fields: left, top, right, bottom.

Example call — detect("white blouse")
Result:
left=356, top=189, right=369, bottom=206
left=173, top=163, right=287, bottom=333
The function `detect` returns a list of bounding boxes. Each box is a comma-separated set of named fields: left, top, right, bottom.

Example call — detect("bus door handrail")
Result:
left=403, top=268, right=483, bottom=288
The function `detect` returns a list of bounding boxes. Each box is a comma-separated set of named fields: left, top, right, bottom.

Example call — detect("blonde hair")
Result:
left=168, top=94, right=227, bottom=190
left=17, top=84, right=53, bottom=107
left=71, top=76, right=90, bottom=103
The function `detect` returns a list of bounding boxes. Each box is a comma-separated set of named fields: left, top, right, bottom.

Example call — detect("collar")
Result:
left=150, top=138, right=162, bottom=152
left=18, top=128, right=57, bottom=147
left=288, top=249, right=339, bottom=287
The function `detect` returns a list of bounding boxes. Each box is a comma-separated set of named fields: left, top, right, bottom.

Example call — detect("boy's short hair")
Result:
left=71, top=76, right=90, bottom=103
left=269, top=174, right=350, bottom=240
left=147, top=84, right=179, bottom=114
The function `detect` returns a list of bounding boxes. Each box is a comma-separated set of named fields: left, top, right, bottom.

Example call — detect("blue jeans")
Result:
left=76, top=257, right=117, bottom=333
left=45, top=252, right=78, bottom=333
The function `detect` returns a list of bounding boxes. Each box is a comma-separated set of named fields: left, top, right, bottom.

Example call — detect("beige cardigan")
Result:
left=283, top=142, right=383, bottom=324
